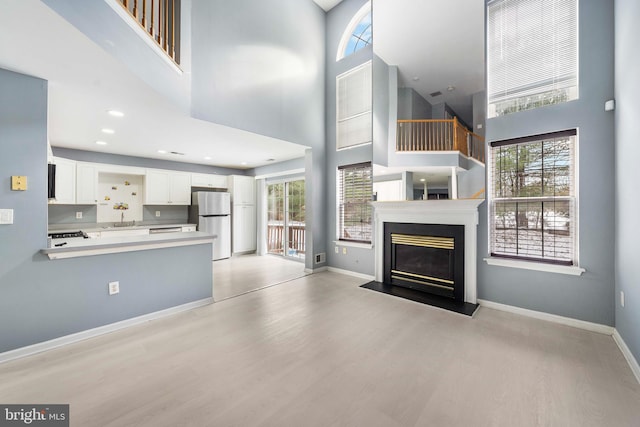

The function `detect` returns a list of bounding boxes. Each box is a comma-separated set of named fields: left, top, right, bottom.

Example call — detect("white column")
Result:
left=451, top=167, right=458, bottom=200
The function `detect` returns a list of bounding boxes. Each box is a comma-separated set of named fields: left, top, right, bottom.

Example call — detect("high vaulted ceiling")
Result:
left=374, top=0, right=485, bottom=125
left=0, top=0, right=484, bottom=169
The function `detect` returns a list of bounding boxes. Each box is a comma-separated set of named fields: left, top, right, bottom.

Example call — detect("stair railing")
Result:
left=117, top=0, right=180, bottom=65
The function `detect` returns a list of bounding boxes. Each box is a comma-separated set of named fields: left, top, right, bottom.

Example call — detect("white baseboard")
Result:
left=326, top=267, right=375, bottom=281
left=613, top=329, right=640, bottom=385
left=305, top=266, right=327, bottom=274
left=0, top=298, right=213, bottom=364
left=477, top=299, right=615, bottom=335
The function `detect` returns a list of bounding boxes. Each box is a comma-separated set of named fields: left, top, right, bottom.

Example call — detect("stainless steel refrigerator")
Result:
left=189, top=192, right=231, bottom=260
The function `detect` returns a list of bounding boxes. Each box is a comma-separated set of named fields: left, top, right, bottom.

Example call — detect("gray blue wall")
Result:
left=325, top=0, right=375, bottom=276
left=614, top=0, right=640, bottom=363
left=190, top=0, right=327, bottom=271
left=190, top=0, right=325, bottom=148
left=478, top=0, right=615, bottom=325
left=0, top=68, right=212, bottom=354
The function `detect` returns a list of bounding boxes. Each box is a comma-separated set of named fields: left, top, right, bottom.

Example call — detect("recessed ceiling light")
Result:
left=95, top=141, right=108, bottom=146
left=447, top=85, right=455, bottom=92
left=266, top=158, right=275, bottom=162
left=101, top=128, right=115, bottom=134
left=107, top=110, right=124, bottom=117
left=420, top=178, right=426, bottom=182
left=157, top=150, right=168, bottom=154
left=204, top=156, right=212, bottom=160
left=241, top=162, right=247, bottom=166
left=412, top=76, right=420, bottom=81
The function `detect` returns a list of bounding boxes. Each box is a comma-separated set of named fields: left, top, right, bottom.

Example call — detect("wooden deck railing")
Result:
left=267, top=223, right=306, bottom=257
left=117, top=0, right=180, bottom=65
left=397, top=118, right=485, bottom=164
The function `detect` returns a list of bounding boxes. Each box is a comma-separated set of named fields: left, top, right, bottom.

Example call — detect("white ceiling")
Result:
left=373, top=0, right=485, bottom=124
left=312, top=0, right=345, bottom=12
left=0, top=0, right=308, bottom=170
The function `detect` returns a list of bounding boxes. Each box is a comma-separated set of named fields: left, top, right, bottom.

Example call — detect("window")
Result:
left=336, top=62, right=372, bottom=150
left=487, top=0, right=578, bottom=117
left=489, top=130, right=577, bottom=265
left=337, top=2, right=372, bottom=61
left=338, top=162, right=373, bottom=243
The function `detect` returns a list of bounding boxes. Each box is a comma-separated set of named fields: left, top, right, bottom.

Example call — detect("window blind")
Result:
left=487, top=0, right=578, bottom=117
left=338, top=162, right=372, bottom=243
left=489, top=130, right=577, bottom=265
left=337, top=62, right=372, bottom=150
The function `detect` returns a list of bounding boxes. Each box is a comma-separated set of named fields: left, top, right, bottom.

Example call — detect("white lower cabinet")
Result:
left=232, top=204, right=256, bottom=253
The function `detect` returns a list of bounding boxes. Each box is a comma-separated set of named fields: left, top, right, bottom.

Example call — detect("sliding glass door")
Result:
left=267, top=179, right=305, bottom=260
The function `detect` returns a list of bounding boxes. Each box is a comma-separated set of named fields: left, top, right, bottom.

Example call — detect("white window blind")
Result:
left=337, top=62, right=372, bottom=150
left=487, top=0, right=578, bottom=117
left=338, top=162, right=372, bottom=243
left=489, top=130, right=577, bottom=265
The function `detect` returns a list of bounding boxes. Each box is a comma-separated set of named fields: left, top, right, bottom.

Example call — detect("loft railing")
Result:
left=117, top=0, right=180, bottom=65
left=397, top=118, right=485, bottom=164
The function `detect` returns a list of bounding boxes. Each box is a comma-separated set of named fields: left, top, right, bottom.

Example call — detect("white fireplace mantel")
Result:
left=371, top=199, right=484, bottom=304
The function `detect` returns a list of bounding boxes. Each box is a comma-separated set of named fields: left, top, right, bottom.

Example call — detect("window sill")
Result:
left=334, top=240, right=373, bottom=250
left=484, top=257, right=585, bottom=276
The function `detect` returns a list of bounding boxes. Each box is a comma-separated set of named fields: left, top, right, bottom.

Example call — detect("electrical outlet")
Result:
left=342, top=247, right=347, bottom=255
left=108, top=281, right=120, bottom=295
left=76, top=211, right=82, bottom=219
left=155, top=211, right=161, bottom=217
left=621, top=291, right=625, bottom=308
left=335, top=246, right=339, bottom=254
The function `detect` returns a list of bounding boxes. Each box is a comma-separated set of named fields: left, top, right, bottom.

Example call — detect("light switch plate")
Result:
left=11, top=176, right=27, bottom=191
left=0, top=209, right=14, bottom=224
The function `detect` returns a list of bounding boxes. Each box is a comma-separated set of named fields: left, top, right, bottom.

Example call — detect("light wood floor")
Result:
left=1, top=271, right=639, bottom=426
left=212, top=254, right=307, bottom=301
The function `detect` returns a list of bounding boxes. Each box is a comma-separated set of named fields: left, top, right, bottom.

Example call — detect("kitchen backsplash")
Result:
left=143, top=206, right=189, bottom=222
left=97, top=173, right=143, bottom=223
left=48, top=205, right=97, bottom=224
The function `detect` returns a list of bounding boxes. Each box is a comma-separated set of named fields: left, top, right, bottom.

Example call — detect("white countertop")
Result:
left=48, top=222, right=197, bottom=233
left=42, top=232, right=216, bottom=260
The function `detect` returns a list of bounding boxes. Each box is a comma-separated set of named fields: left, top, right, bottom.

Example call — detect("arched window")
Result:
left=337, top=2, right=372, bottom=61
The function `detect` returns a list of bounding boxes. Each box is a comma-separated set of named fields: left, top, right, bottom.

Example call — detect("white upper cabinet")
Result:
left=50, top=157, right=76, bottom=204
left=76, top=162, right=98, bottom=204
left=169, top=172, right=191, bottom=204
left=228, top=175, right=255, bottom=205
left=191, top=173, right=228, bottom=189
left=144, top=169, right=191, bottom=205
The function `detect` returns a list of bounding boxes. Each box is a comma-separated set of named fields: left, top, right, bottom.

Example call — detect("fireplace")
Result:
left=371, top=200, right=483, bottom=305
left=384, top=222, right=465, bottom=301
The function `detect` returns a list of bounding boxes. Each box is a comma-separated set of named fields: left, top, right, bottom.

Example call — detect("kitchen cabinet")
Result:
left=232, top=204, right=256, bottom=253
left=228, top=175, right=256, bottom=253
left=50, top=157, right=76, bottom=204
left=191, top=173, right=228, bottom=189
left=228, top=175, right=255, bottom=205
left=76, top=163, right=98, bottom=204
left=144, top=169, right=191, bottom=205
